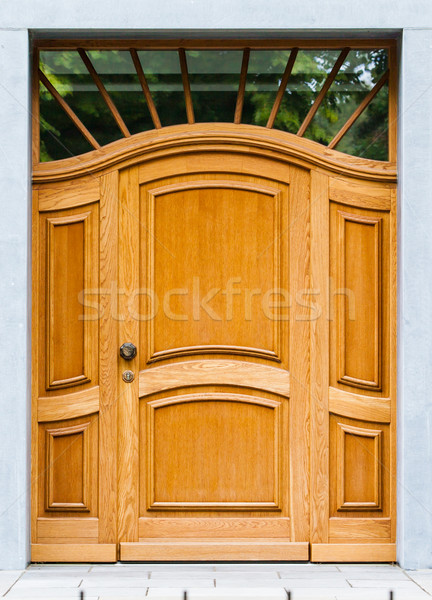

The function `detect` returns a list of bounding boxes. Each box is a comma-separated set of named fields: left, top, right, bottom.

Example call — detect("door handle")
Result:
left=119, top=342, right=137, bottom=360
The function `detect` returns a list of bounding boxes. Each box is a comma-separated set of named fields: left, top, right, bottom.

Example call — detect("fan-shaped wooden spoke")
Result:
left=179, top=48, right=195, bottom=124
left=234, top=48, right=250, bottom=124
left=266, top=47, right=299, bottom=129
left=297, top=47, right=350, bottom=137
left=328, top=70, right=390, bottom=149
left=78, top=48, right=131, bottom=137
left=130, top=49, right=162, bottom=130
left=38, top=69, right=100, bottom=150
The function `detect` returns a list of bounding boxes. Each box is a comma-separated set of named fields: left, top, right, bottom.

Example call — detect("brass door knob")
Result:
left=119, top=342, right=137, bottom=360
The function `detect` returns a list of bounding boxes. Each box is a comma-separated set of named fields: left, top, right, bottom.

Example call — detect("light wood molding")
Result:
left=311, top=542, right=396, bottom=562
left=139, top=360, right=290, bottom=398
left=120, top=539, right=309, bottom=561
left=31, top=543, right=117, bottom=562
left=33, top=124, right=397, bottom=184
left=38, top=386, right=100, bottom=422
left=329, top=386, right=391, bottom=423
left=336, top=422, right=382, bottom=512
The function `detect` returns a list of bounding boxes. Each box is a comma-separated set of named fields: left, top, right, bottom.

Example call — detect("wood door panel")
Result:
left=38, top=203, right=99, bottom=395
left=141, top=389, right=286, bottom=512
left=330, top=202, right=390, bottom=396
left=139, top=174, right=289, bottom=368
left=38, top=414, right=99, bottom=518
left=329, top=414, right=390, bottom=519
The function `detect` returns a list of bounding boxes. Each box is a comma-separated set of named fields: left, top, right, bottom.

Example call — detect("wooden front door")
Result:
left=31, top=125, right=396, bottom=562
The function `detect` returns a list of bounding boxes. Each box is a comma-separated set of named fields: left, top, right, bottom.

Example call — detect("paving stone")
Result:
left=146, top=588, right=286, bottom=598
left=80, top=576, right=150, bottom=587
left=10, top=579, right=82, bottom=588
left=5, top=588, right=94, bottom=598
left=334, top=570, right=408, bottom=580
left=347, top=579, right=422, bottom=588
left=279, top=572, right=349, bottom=579
left=146, top=579, right=214, bottom=588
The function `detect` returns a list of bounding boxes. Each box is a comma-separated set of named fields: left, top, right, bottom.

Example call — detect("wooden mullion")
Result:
left=38, top=69, right=100, bottom=150
left=179, top=48, right=195, bottom=124
left=78, top=48, right=131, bottom=138
left=297, top=47, right=350, bottom=137
left=266, top=47, right=298, bottom=129
left=388, top=44, right=398, bottom=162
left=234, top=48, right=250, bottom=124
left=32, top=47, right=40, bottom=165
left=34, top=39, right=398, bottom=51
left=328, top=70, right=389, bottom=150
left=130, top=49, right=161, bottom=129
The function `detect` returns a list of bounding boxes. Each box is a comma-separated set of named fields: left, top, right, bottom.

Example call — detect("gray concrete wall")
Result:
left=0, top=29, right=31, bottom=570
left=397, top=28, right=432, bottom=570
left=1, top=0, right=432, bottom=570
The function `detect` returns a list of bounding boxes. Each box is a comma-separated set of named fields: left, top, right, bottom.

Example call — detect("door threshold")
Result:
left=120, top=538, right=309, bottom=561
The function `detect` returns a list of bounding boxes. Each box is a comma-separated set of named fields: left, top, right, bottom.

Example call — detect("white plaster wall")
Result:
left=1, top=0, right=432, bottom=570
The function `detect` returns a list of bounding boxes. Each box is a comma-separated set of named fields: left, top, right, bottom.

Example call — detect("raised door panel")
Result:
left=38, top=414, right=99, bottom=518
left=38, top=203, right=99, bottom=395
left=140, top=388, right=287, bottom=515
left=330, top=200, right=390, bottom=397
left=139, top=174, right=289, bottom=368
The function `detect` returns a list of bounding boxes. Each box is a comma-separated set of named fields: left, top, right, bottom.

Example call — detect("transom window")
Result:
left=34, top=39, right=396, bottom=163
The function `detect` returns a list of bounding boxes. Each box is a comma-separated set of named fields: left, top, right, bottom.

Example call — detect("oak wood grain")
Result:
left=311, top=543, right=396, bottom=562
left=139, top=360, right=290, bottom=397
left=120, top=539, right=309, bottom=561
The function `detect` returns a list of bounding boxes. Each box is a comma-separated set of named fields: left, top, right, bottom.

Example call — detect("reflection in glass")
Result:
left=86, top=50, right=154, bottom=135
left=304, top=49, right=388, bottom=154
left=242, top=50, right=291, bottom=126
left=137, top=51, right=186, bottom=126
left=38, top=46, right=391, bottom=163
left=334, top=84, right=389, bottom=160
left=272, top=50, right=340, bottom=134
left=39, top=50, right=124, bottom=161
left=186, top=50, right=243, bottom=122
